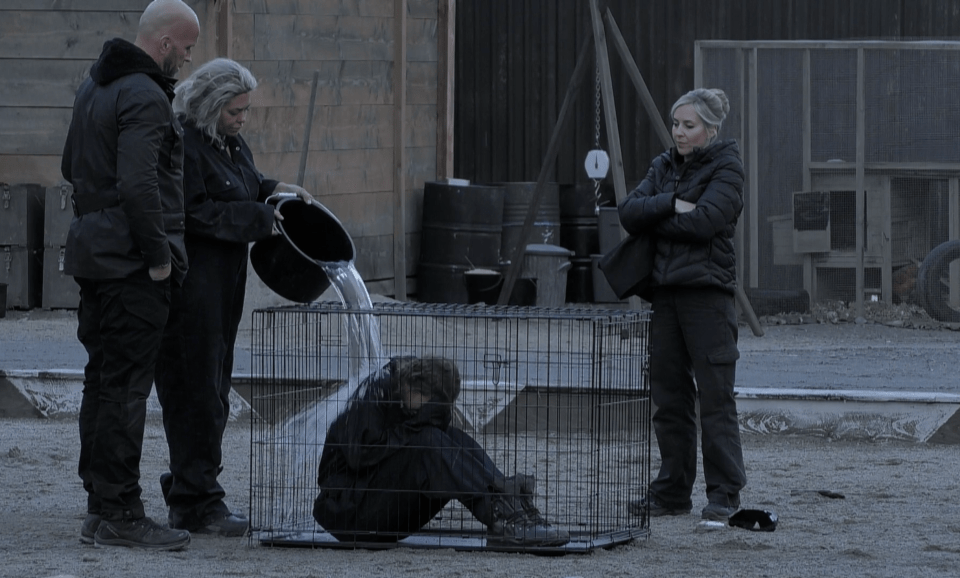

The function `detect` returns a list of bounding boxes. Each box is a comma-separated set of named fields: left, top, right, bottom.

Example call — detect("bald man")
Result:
left=61, top=0, right=199, bottom=551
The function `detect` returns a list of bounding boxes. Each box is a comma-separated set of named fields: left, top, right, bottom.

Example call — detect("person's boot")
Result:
left=486, top=474, right=570, bottom=548
left=80, top=513, right=100, bottom=544
left=94, top=515, right=191, bottom=551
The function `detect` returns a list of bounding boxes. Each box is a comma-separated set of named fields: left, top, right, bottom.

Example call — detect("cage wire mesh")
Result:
left=698, top=41, right=960, bottom=321
left=249, top=302, right=651, bottom=552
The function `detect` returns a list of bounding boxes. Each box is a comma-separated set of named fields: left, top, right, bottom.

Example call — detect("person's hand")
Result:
left=274, top=183, right=314, bottom=205
left=292, top=186, right=314, bottom=204
left=149, top=263, right=171, bottom=281
left=675, top=198, right=696, bottom=213
left=272, top=209, right=284, bottom=236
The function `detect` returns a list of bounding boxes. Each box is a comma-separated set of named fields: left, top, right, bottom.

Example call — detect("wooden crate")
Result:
left=42, top=246, right=79, bottom=310
left=0, top=245, right=42, bottom=309
left=0, top=183, right=44, bottom=247
left=44, top=183, right=73, bottom=248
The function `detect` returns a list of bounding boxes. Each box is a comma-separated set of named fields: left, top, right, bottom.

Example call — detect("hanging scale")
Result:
left=585, top=63, right=608, bottom=211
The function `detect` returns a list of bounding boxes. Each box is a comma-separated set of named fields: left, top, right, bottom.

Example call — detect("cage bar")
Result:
left=249, top=302, right=651, bottom=552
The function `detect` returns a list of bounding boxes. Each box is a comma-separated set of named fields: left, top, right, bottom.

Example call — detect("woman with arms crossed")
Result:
left=620, top=88, right=747, bottom=522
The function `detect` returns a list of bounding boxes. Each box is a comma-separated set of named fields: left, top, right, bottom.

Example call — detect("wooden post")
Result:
left=855, top=47, right=865, bottom=317
left=604, top=9, right=671, bottom=151
left=297, top=71, right=320, bottom=188
left=393, top=0, right=408, bottom=300
left=436, top=0, right=456, bottom=179
left=216, top=0, right=232, bottom=58
left=497, top=28, right=594, bottom=305
left=590, top=0, right=626, bottom=208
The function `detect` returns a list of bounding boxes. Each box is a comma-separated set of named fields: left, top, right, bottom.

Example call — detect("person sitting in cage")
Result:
left=312, top=355, right=569, bottom=547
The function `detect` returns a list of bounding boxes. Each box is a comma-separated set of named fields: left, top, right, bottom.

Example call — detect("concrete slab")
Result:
left=3, top=370, right=958, bottom=443
left=0, top=369, right=251, bottom=420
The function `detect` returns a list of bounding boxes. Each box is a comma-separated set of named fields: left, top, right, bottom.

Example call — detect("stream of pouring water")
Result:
left=267, top=260, right=387, bottom=529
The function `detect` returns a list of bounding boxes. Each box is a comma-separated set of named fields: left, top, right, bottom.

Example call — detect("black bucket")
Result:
left=250, top=196, right=355, bottom=303
left=463, top=269, right=536, bottom=306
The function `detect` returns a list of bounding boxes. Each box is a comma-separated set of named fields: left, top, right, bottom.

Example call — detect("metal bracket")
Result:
left=2, top=184, right=9, bottom=210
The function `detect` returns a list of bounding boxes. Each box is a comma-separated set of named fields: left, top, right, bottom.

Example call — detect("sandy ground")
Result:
left=2, top=301, right=959, bottom=577
left=2, top=415, right=960, bottom=578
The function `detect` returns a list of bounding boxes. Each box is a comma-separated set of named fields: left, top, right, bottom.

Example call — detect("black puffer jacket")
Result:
left=61, top=38, right=187, bottom=283
left=618, top=139, right=744, bottom=294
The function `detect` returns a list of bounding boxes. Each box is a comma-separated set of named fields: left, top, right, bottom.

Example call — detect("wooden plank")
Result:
left=407, top=61, right=438, bottom=105
left=855, top=47, right=866, bottom=315
left=0, top=155, right=63, bottom=188
left=321, top=191, right=394, bottom=237
left=251, top=15, right=343, bottom=61
left=233, top=0, right=393, bottom=17
left=0, top=11, right=141, bottom=59
left=950, top=178, right=959, bottom=307
left=255, top=148, right=393, bottom=197
left=406, top=17, right=438, bottom=63
left=506, top=0, right=524, bottom=180
left=748, top=48, right=759, bottom=286
left=3, top=1, right=150, bottom=10
left=408, top=0, right=438, bottom=19
left=394, top=0, right=408, bottom=300
left=313, top=104, right=394, bottom=151
left=696, top=40, right=960, bottom=51
left=217, top=0, right=233, bottom=58
left=247, top=60, right=391, bottom=108
left=0, top=107, right=73, bottom=156
left=232, top=13, right=256, bottom=60
left=802, top=47, right=813, bottom=297
left=606, top=8, right=671, bottom=150
left=0, top=60, right=90, bottom=108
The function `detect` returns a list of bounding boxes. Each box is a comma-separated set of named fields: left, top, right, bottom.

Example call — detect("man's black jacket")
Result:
left=62, top=38, right=187, bottom=282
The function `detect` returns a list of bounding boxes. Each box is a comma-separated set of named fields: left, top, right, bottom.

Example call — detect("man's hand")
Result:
left=149, top=263, right=171, bottom=281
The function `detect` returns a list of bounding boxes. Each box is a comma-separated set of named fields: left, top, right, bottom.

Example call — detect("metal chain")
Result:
left=593, top=62, right=603, bottom=207
left=594, top=64, right=602, bottom=149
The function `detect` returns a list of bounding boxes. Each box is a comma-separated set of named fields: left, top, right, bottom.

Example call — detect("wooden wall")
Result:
left=454, top=0, right=960, bottom=189
left=231, top=0, right=440, bottom=291
left=0, top=0, right=441, bottom=297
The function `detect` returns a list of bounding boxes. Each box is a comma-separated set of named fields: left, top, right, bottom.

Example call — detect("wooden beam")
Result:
left=855, top=47, right=865, bottom=316
left=802, top=48, right=814, bottom=300
left=748, top=48, right=759, bottom=288
left=436, top=0, right=455, bottom=178
left=497, top=27, right=593, bottom=306
left=297, top=70, right=320, bottom=187
left=216, top=0, right=232, bottom=59
left=590, top=0, right=625, bottom=208
left=393, top=0, right=408, bottom=300
left=606, top=9, right=671, bottom=150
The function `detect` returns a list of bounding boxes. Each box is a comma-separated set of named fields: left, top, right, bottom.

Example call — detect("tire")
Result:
left=917, top=240, right=960, bottom=322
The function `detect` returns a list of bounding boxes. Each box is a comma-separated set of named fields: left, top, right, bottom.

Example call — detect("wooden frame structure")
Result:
left=695, top=39, right=960, bottom=315
left=499, top=2, right=762, bottom=335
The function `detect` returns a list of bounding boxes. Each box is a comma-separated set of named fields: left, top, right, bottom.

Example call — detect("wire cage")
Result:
left=249, top=302, right=651, bottom=553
